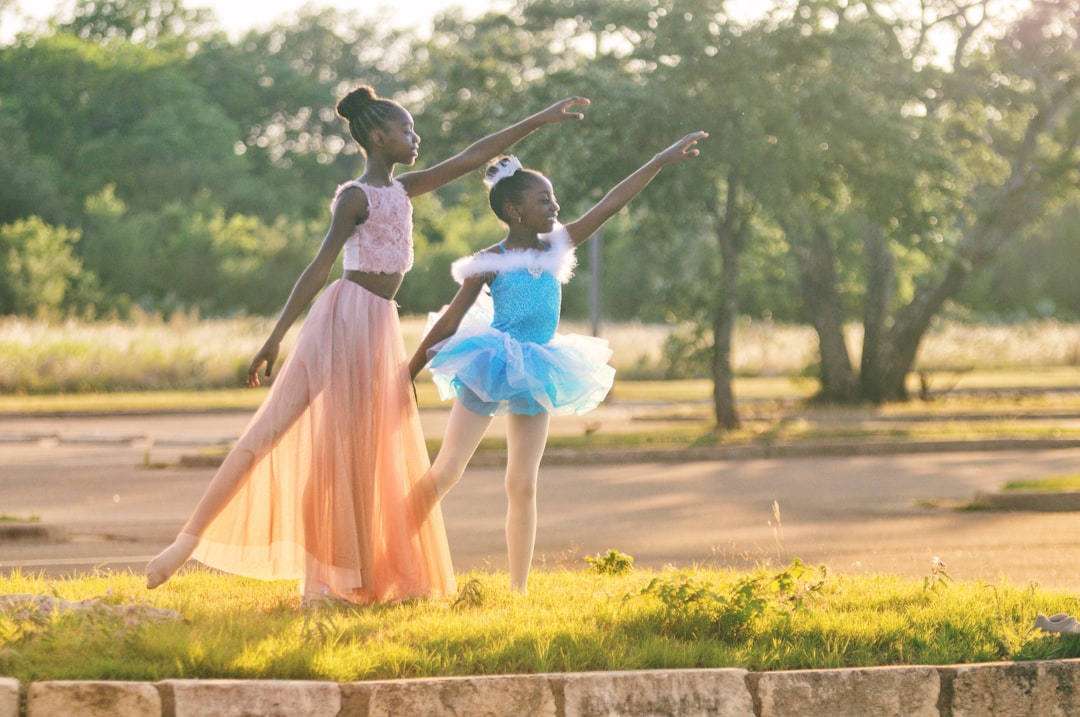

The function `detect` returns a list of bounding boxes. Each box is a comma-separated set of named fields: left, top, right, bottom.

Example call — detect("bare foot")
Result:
left=145, top=533, right=198, bottom=589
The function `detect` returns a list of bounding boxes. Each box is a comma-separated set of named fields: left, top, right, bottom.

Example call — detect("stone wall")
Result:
left=4, top=660, right=1080, bottom=716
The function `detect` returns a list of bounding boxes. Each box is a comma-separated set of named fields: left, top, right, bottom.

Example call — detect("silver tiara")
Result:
left=483, top=155, right=523, bottom=189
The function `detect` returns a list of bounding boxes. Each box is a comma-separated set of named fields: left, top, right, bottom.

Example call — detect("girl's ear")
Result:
left=370, top=128, right=387, bottom=148
left=502, top=200, right=519, bottom=223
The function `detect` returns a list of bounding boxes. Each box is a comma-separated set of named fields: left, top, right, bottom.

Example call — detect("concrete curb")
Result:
left=7, top=660, right=1080, bottom=716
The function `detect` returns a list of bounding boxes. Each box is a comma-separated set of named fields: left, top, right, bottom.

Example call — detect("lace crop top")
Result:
left=333, top=180, right=414, bottom=274
left=450, top=227, right=577, bottom=344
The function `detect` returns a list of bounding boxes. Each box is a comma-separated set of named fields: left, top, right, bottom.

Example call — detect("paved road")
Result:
left=3, top=411, right=1080, bottom=594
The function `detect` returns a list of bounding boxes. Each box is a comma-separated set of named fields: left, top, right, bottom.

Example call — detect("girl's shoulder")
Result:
left=331, top=178, right=406, bottom=207
left=451, top=226, right=576, bottom=284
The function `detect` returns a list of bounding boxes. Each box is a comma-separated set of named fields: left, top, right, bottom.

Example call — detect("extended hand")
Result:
left=655, top=131, right=709, bottom=165
left=247, top=340, right=280, bottom=388
left=539, top=96, right=590, bottom=123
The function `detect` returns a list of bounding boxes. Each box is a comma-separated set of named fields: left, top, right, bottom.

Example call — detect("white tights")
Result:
left=429, top=401, right=550, bottom=593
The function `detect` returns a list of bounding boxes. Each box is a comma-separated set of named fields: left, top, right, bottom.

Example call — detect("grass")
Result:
left=6, top=314, right=1080, bottom=395
left=2, top=556, right=1079, bottom=684
left=1003, top=474, right=1080, bottom=492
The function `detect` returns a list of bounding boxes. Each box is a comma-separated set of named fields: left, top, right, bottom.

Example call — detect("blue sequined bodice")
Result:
left=490, top=270, right=561, bottom=344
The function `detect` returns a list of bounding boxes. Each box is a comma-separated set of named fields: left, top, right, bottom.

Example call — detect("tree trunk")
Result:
left=791, top=221, right=860, bottom=403
left=874, top=260, right=970, bottom=401
left=859, top=221, right=895, bottom=403
left=709, top=183, right=743, bottom=431
left=712, top=233, right=741, bottom=431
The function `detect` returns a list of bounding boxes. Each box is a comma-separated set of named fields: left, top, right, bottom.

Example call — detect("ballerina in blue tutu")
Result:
left=409, top=129, right=707, bottom=592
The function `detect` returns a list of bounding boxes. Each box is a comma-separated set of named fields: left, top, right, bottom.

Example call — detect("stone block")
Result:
left=162, top=679, right=340, bottom=717
left=0, top=679, right=19, bottom=717
left=561, top=669, right=755, bottom=717
left=341, top=674, right=557, bottom=717
left=754, top=665, right=940, bottom=717
left=949, top=659, right=1080, bottom=716
left=26, top=681, right=160, bottom=717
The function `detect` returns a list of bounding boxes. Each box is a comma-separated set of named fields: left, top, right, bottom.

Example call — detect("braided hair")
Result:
left=335, top=85, right=402, bottom=155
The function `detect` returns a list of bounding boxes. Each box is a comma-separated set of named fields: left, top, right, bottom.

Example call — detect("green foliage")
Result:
left=585, top=549, right=634, bottom=576
left=396, top=196, right=504, bottom=315
left=56, top=0, right=216, bottom=45
left=959, top=203, right=1080, bottom=322
left=661, top=322, right=713, bottom=380
left=0, top=217, right=84, bottom=315
left=0, top=98, right=66, bottom=225
left=632, top=560, right=826, bottom=640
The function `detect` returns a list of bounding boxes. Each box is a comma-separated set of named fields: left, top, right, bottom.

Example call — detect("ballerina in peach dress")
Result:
left=144, top=85, right=589, bottom=604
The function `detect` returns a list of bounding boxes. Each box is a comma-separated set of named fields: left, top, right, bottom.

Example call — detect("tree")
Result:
left=848, top=0, right=1080, bottom=402
left=624, top=0, right=780, bottom=428
left=0, top=217, right=83, bottom=315
left=648, top=0, right=1080, bottom=408
left=53, top=0, right=214, bottom=46
left=0, top=34, right=250, bottom=214
left=746, top=0, right=957, bottom=404
left=0, top=99, right=66, bottom=225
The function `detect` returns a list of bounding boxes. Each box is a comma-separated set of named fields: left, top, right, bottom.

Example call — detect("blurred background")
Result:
left=1, top=0, right=1078, bottom=427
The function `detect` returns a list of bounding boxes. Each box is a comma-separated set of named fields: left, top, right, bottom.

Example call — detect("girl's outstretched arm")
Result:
left=247, top=189, right=368, bottom=386
left=563, top=131, right=708, bottom=246
left=398, top=98, right=590, bottom=198
left=409, top=276, right=488, bottom=380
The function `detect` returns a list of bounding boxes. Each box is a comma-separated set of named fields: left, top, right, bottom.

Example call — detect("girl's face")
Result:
left=377, top=107, right=421, bottom=165
left=511, top=176, right=560, bottom=233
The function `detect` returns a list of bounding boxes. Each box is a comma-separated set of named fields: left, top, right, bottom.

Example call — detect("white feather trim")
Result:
left=451, top=226, right=577, bottom=284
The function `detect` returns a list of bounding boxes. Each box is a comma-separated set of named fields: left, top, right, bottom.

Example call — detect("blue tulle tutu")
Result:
left=426, top=293, right=615, bottom=417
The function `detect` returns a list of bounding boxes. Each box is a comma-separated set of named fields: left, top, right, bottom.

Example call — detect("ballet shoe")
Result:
left=1034, top=612, right=1080, bottom=635
left=145, top=533, right=198, bottom=589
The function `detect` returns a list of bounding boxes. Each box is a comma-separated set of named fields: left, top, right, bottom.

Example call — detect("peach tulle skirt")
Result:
left=190, top=280, right=455, bottom=603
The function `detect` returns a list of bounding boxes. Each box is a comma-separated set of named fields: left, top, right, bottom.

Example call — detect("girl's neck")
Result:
left=359, top=156, right=395, bottom=187
left=502, top=227, right=543, bottom=250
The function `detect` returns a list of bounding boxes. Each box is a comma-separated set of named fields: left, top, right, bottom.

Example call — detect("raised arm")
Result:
left=398, top=98, right=590, bottom=198
left=409, top=276, right=488, bottom=380
left=563, top=131, right=708, bottom=246
left=247, top=189, right=368, bottom=386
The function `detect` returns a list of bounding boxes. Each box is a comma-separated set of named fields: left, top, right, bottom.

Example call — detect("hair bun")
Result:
left=336, top=85, right=378, bottom=121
